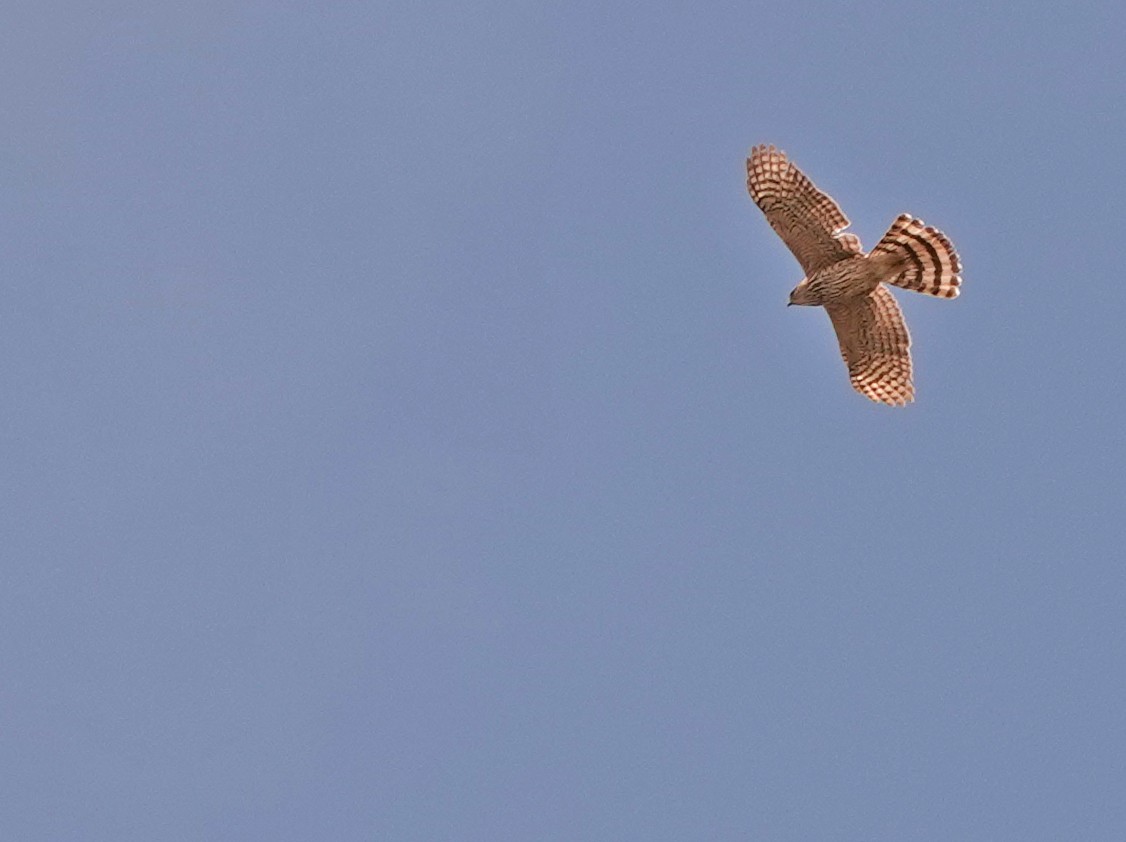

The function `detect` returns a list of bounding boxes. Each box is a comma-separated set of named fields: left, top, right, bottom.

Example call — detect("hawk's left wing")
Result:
left=747, top=145, right=861, bottom=275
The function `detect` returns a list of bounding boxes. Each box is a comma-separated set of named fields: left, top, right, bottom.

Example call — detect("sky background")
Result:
left=3, top=1, right=1126, bottom=839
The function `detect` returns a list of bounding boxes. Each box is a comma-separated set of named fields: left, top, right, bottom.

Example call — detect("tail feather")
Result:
left=871, top=214, right=962, bottom=298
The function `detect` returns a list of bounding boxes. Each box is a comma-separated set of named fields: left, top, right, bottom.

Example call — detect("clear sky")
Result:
left=4, top=1, right=1125, bottom=839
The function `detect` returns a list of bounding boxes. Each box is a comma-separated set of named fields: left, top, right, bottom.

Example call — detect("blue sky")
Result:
left=3, top=1, right=1126, bottom=839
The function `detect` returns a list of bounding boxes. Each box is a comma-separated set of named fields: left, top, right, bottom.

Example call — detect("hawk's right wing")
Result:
left=825, top=285, right=914, bottom=406
left=746, top=145, right=861, bottom=275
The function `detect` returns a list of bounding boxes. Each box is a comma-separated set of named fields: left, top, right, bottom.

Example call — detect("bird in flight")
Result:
left=746, top=145, right=962, bottom=406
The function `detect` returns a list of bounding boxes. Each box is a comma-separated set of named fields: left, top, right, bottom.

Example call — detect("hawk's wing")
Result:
left=746, top=145, right=861, bottom=275
left=825, top=285, right=914, bottom=406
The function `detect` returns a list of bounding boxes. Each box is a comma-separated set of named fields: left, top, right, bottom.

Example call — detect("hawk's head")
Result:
left=788, top=279, right=817, bottom=307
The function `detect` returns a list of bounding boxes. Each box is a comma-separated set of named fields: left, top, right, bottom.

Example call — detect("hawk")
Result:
left=746, top=144, right=962, bottom=406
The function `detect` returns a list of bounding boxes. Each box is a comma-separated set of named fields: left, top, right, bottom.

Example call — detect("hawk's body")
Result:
left=746, top=145, right=961, bottom=406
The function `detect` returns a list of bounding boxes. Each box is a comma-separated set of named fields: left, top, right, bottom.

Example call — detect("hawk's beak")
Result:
left=786, top=302, right=793, bottom=307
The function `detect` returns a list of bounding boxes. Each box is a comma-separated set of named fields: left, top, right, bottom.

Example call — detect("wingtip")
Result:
left=749, top=143, right=788, bottom=161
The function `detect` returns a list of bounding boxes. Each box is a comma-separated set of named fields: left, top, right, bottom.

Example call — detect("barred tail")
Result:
left=871, top=214, right=962, bottom=298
